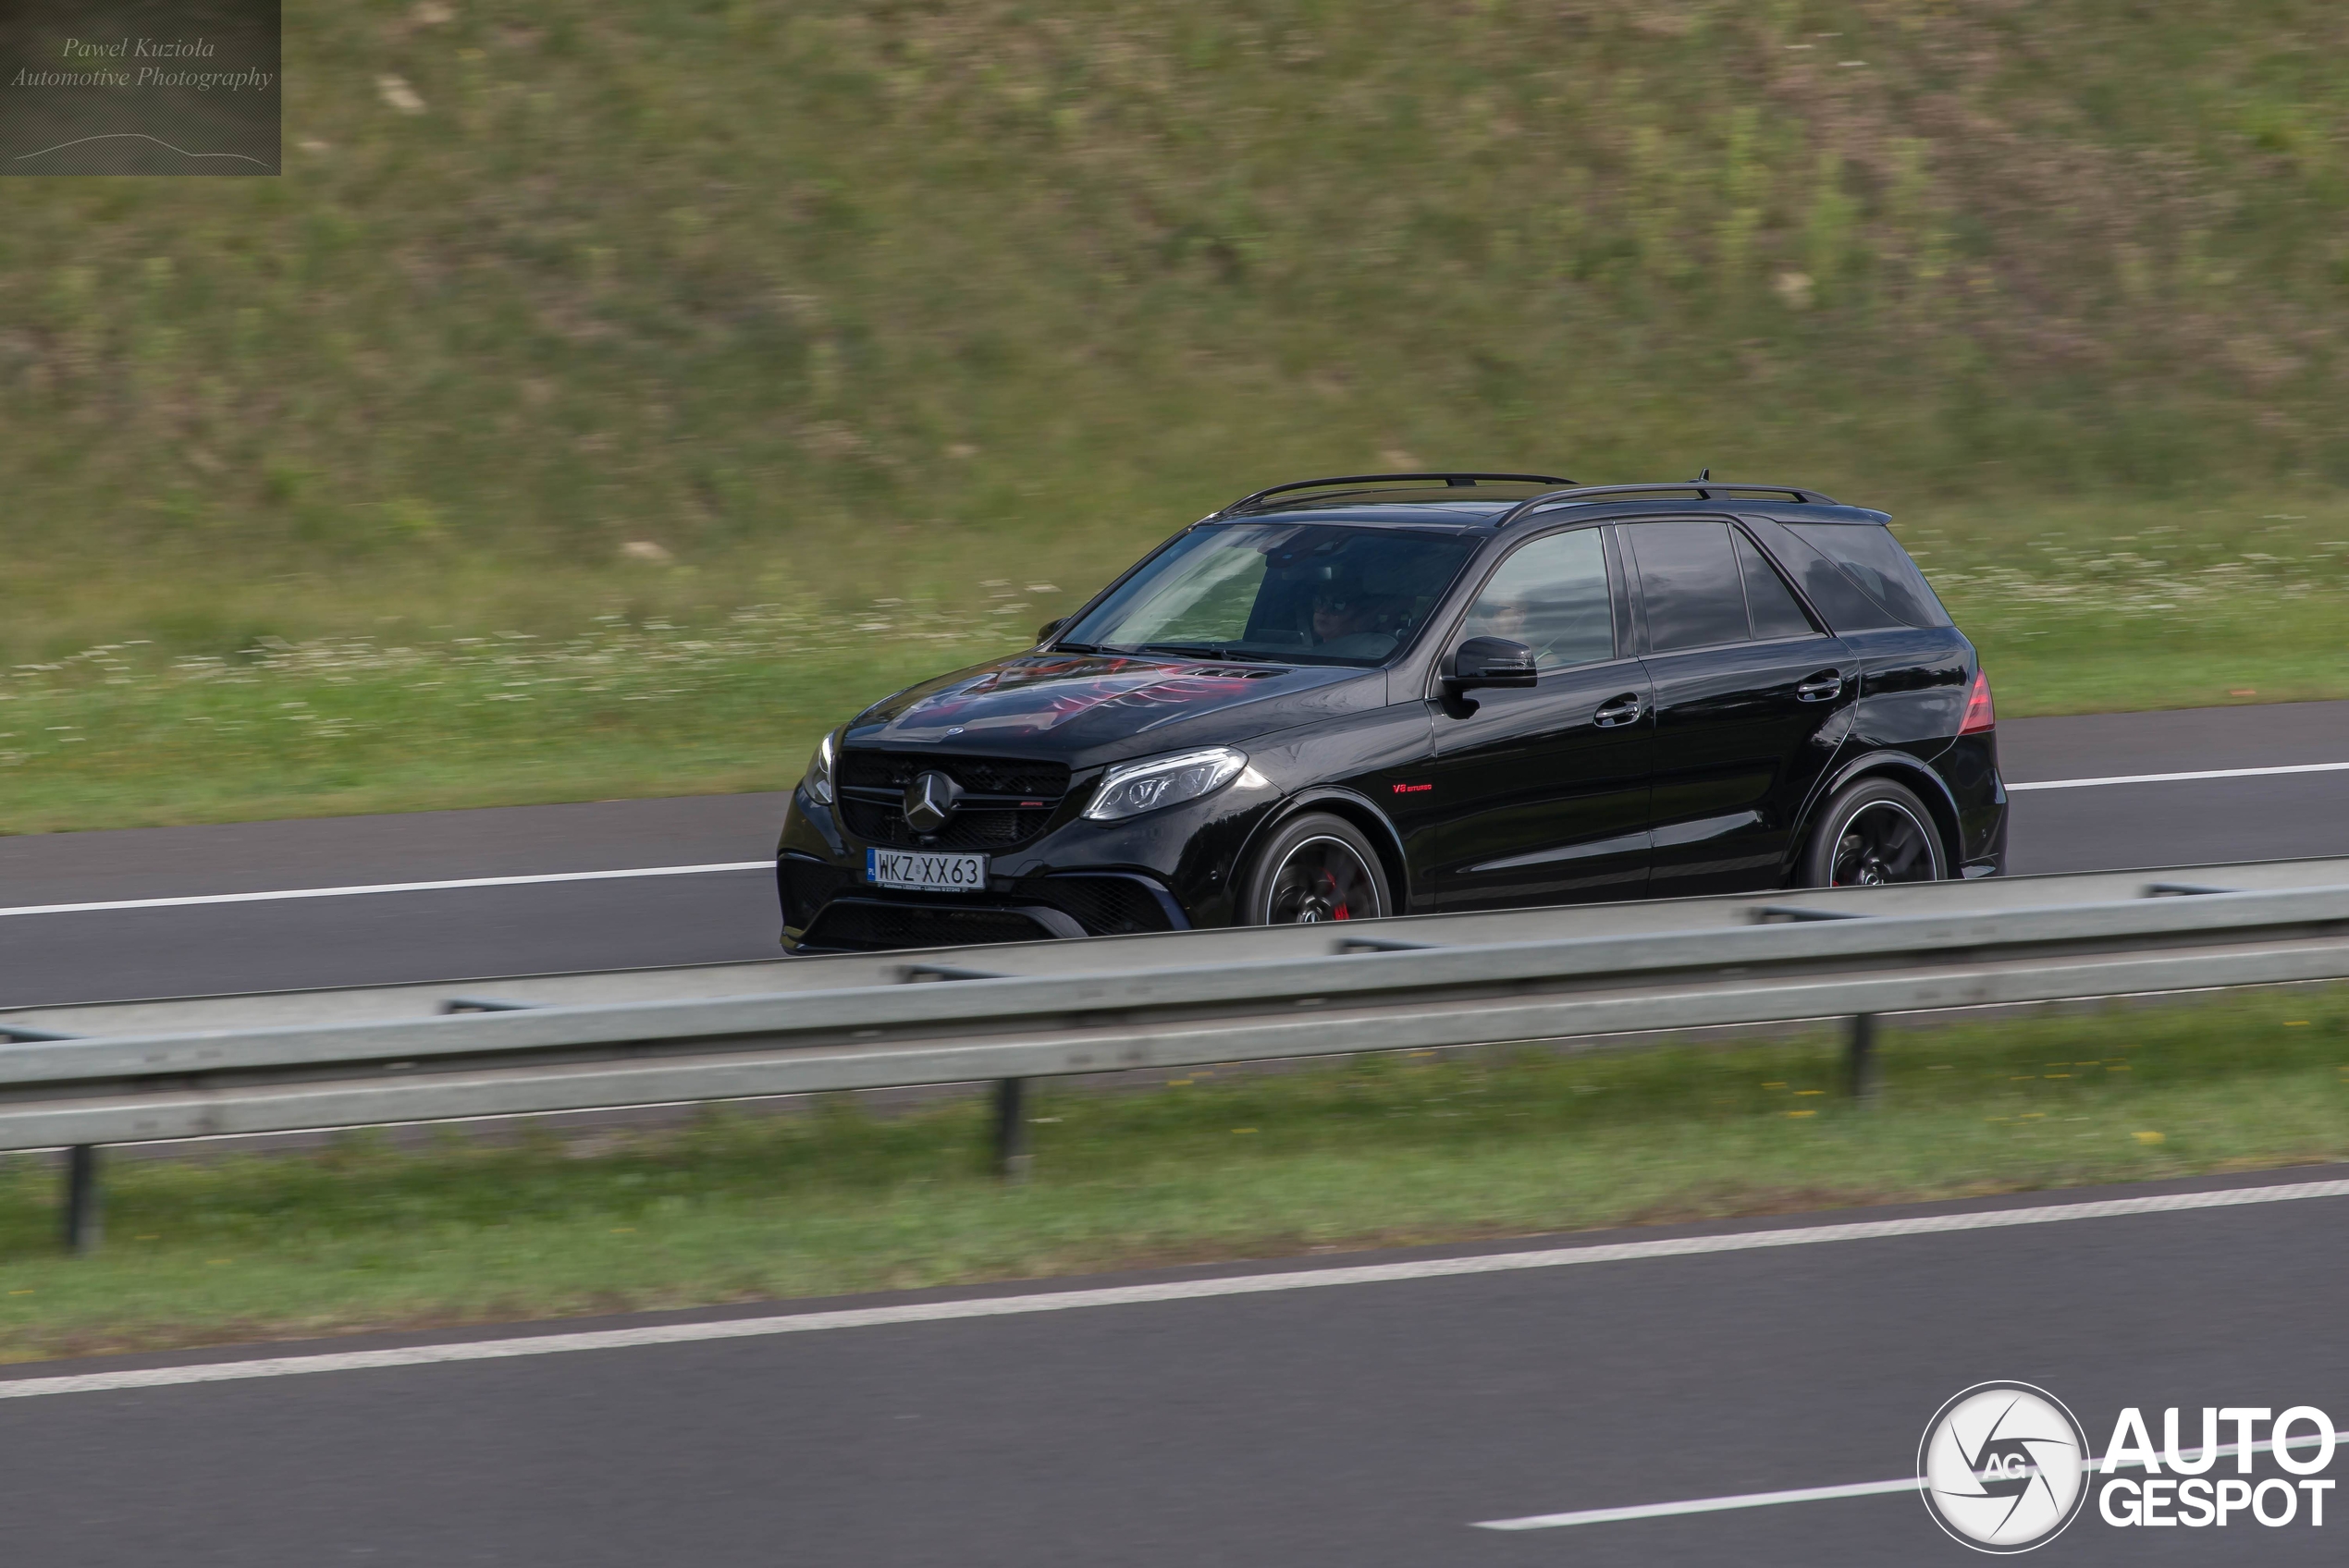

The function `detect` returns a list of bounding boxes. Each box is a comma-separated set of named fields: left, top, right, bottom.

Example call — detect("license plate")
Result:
left=866, top=847, right=989, bottom=892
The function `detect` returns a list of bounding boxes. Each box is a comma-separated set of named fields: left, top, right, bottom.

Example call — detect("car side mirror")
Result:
left=1035, top=618, right=1065, bottom=644
left=1445, top=635, right=1538, bottom=692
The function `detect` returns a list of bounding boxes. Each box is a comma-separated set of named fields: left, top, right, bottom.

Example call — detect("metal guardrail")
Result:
left=11, top=856, right=2349, bottom=1252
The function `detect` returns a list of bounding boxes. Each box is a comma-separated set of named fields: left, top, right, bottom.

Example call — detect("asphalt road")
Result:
left=5, top=704, right=2349, bottom=1563
left=5, top=1169, right=2344, bottom=1566
left=5, top=700, right=2349, bottom=1008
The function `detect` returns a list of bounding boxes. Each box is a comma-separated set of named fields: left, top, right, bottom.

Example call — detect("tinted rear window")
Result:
left=1783, top=523, right=1950, bottom=629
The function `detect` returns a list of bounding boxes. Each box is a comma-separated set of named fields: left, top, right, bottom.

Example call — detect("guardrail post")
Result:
left=991, top=1078, right=1031, bottom=1183
left=62, top=1145, right=102, bottom=1254
left=1847, top=1014, right=1877, bottom=1102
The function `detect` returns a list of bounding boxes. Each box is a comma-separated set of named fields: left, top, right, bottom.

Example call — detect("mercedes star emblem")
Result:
left=903, top=770, right=964, bottom=833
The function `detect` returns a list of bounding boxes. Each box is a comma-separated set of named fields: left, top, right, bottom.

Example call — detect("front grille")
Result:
left=839, top=800, right=1050, bottom=851
left=836, top=749, right=1072, bottom=851
left=800, top=898, right=1062, bottom=951
left=838, top=752, right=1070, bottom=798
left=1015, top=876, right=1178, bottom=936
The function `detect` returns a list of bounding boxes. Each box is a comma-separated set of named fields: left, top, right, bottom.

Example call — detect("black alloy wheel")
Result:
left=1799, top=777, right=1946, bottom=888
left=1829, top=802, right=1937, bottom=885
left=1242, top=813, right=1391, bottom=925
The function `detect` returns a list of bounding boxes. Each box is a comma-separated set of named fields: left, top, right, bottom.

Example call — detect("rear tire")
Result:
left=1239, top=814, right=1391, bottom=925
left=1798, top=778, right=1946, bottom=888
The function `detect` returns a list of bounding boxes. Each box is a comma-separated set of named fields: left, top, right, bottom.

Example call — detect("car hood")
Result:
left=845, top=651, right=1381, bottom=766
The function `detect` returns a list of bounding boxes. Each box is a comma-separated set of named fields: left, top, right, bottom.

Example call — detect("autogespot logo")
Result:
left=1919, top=1382, right=2091, bottom=1552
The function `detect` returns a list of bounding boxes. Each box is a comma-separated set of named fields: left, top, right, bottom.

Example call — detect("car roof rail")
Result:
left=1494, top=479, right=1839, bottom=527
left=1213, top=472, right=1575, bottom=518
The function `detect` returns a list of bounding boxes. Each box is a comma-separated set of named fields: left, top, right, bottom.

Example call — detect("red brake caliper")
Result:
left=1322, top=868, right=1349, bottom=920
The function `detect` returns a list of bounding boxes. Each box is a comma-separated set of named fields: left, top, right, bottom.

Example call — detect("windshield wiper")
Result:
left=1135, top=643, right=1288, bottom=664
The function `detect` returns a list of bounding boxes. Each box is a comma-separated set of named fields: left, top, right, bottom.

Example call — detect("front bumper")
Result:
left=779, top=856, right=1189, bottom=951
left=776, top=777, right=1279, bottom=951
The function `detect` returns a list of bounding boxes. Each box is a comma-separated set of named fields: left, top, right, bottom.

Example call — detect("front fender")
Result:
left=1228, top=785, right=1414, bottom=913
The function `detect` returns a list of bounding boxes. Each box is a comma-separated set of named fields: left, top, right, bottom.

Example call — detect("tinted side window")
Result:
left=1463, top=528, right=1615, bottom=669
left=1627, top=521, right=1749, bottom=652
left=1784, top=523, right=1951, bottom=629
left=1742, top=519, right=1898, bottom=632
left=1736, top=531, right=1819, bottom=640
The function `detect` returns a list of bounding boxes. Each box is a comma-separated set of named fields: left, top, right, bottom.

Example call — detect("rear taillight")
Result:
left=1959, top=668, right=1995, bottom=735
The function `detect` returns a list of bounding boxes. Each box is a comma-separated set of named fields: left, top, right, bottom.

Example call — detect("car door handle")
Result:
left=1796, top=670, right=1845, bottom=703
left=1593, top=693, right=1644, bottom=728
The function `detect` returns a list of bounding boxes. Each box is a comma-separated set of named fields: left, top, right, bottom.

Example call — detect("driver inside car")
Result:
left=1310, top=581, right=1398, bottom=659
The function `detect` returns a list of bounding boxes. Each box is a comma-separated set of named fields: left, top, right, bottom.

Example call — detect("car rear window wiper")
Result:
left=1135, top=643, right=1288, bottom=663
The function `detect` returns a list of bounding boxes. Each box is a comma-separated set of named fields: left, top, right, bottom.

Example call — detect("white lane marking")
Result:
left=4, top=760, right=2335, bottom=916
left=2, top=761, right=2333, bottom=915
left=3, top=1175, right=2345, bottom=1402
left=1474, top=1431, right=2331, bottom=1530
left=0, top=863, right=773, bottom=920
left=2010, top=761, right=2349, bottom=792
left=1480, top=1477, right=1919, bottom=1530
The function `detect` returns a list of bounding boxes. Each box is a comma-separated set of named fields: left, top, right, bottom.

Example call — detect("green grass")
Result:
left=5, top=987, right=2347, bottom=1363
left=5, top=2, right=2349, bottom=827
left=0, top=605, right=1015, bottom=831
left=4, top=496, right=2348, bottom=834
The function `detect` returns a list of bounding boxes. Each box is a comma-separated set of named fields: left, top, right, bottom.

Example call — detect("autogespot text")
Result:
left=2097, top=1406, right=2335, bottom=1530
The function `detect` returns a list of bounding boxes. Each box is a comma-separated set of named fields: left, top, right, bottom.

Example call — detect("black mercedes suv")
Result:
left=777, top=473, right=2007, bottom=951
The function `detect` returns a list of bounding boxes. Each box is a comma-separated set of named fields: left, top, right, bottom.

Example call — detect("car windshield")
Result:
left=1057, top=522, right=1482, bottom=667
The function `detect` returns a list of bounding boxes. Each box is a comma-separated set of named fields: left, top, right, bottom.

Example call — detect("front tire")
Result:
left=1798, top=778, right=1946, bottom=888
left=1239, top=813, right=1391, bottom=925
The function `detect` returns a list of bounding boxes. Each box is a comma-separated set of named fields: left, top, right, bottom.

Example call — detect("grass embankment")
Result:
left=5, top=3, right=2349, bottom=828
left=3, top=987, right=2344, bottom=1363
left=6, top=501, right=2348, bottom=835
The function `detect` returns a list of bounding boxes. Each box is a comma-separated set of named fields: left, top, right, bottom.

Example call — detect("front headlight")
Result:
left=800, top=730, right=837, bottom=806
left=1082, top=746, right=1248, bottom=822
